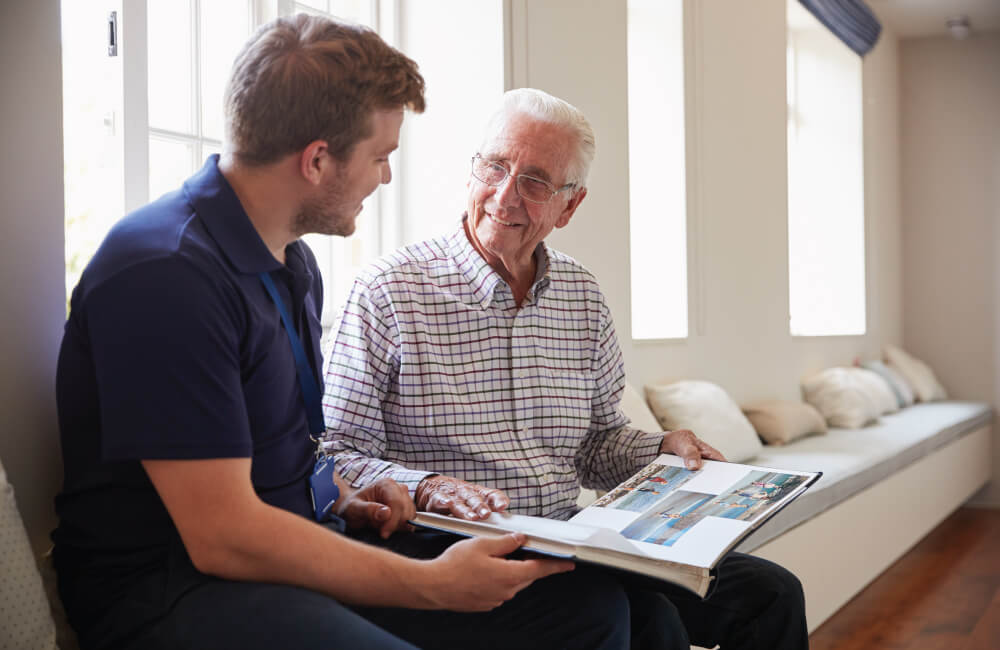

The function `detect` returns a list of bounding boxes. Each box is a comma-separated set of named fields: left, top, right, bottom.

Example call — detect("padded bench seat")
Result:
left=736, top=401, right=992, bottom=552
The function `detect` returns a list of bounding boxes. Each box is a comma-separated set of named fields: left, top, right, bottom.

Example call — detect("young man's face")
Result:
left=297, top=107, right=404, bottom=237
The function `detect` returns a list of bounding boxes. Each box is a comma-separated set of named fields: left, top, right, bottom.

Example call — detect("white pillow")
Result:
left=644, top=380, right=763, bottom=463
left=862, top=359, right=915, bottom=407
left=0, top=457, right=58, bottom=650
left=884, top=345, right=947, bottom=402
left=853, top=367, right=900, bottom=415
left=801, top=367, right=880, bottom=429
left=620, top=381, right=662, bottom=433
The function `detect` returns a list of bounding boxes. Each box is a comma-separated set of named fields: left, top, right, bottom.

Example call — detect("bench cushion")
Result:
left=736, top=401, right=992, bottom=551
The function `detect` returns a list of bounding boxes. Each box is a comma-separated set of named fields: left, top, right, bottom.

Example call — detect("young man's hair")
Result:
left=224, top=14, right=425, bottom=164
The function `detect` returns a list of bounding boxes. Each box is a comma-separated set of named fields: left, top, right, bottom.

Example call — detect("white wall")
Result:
left=0, top=0, right=65, bottom=553
left=511, top=0, right=903, bottom=404
left=899, top=33, right=1000, bottom=506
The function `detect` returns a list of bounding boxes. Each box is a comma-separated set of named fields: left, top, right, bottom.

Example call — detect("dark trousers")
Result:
left=62, top=528, right=630, bottom=650
left=624, top=552, right=809, bottom=650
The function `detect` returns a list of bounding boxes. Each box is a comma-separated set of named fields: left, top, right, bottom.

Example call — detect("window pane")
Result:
left=62, top=0, right=125, bottom=306
left=295, top=0, right=328, bottom=11
left=627, top=0, right=687, bottom=339
left=148, top=0, right=194, bottom=134
left=330, top=0, right=374, bottom=25
left=787, top=0, right=865, bottom=336
left=201, top=0, right=251, bottom=142
left=149, top=136, right=196, bottom=202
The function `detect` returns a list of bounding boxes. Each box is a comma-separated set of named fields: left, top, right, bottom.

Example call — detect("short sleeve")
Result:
left=84, top=257, right=252, bottom=460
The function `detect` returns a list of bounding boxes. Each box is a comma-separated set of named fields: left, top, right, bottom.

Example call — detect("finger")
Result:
left=468, top=532, right=525, bottom=557
left=486, top=491, right=509, bottom=512
left=697, top=440, right=726, bottom=462
left=673, top=437, right=703, bottom=469
left=515, top=557, right=575, bottom=579
left=343, top=500, right=389, bottom=528
left=425, top=493, right=454, bottom=514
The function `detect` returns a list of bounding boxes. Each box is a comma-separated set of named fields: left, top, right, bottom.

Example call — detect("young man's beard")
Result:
left=292, top=168, right=357, bottom=238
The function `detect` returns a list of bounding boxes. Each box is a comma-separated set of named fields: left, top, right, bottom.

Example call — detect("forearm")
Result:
left=577, top=425, right=664, bottom=489
left=332, top=446, right=434, bottom=497
left=192, top=498, right=440, bottom=609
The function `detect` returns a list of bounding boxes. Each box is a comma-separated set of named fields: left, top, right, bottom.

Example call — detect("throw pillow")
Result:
left=862, top=359, right=915, bottom=408
left=852, top=367, right=900, bottom=415
left=801, top=367, right=880, bottom=429
left=644, top=380, right=763, bottom=463
left=620, top=382, right=663, bottom=433
left=741, top=400, right=827, bottom=446
left=0, top=456, right=58, bottom=650
left=884, top=345, right=948, bottom=402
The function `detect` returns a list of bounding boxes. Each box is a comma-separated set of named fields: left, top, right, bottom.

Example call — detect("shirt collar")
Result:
left=183, top=155, right=283, bottom=275
left=450, top=214, right=553, bottom=309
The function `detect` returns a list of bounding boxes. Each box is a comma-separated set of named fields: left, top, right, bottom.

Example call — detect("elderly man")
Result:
left=54, top=19, right=632, bottom=650
left=322, top=88, right=808, bottom=649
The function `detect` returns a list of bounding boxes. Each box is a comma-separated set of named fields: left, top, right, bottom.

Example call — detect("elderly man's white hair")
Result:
left=480, top=88, right=596, bottom=188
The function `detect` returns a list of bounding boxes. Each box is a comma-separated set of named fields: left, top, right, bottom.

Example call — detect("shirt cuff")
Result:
left=389, top=468, right=438, bottom=498
left=631, top=428, right=666, bottom=468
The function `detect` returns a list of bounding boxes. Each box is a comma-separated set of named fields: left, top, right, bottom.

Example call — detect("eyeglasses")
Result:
left=470, top=154, right=576, bottom=204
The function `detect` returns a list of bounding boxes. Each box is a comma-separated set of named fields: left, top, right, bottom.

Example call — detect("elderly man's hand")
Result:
left=415, top=474, right=510, bottom=520
left=337, top=477, right=416, bottom=539
left=659, top=429, right=726, bottom=470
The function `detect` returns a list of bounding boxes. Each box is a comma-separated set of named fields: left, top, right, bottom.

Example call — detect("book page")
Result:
left=569, top=455, right=818, bottom=568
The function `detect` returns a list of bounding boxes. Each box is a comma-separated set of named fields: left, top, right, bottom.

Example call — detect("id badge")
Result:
left=309, top=457, right=341, bottom=526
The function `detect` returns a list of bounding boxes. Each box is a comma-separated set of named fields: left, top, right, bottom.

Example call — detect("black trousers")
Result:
left=62, top=528, right=805, bottom=650
left=60, top=527, right=629, bottom=650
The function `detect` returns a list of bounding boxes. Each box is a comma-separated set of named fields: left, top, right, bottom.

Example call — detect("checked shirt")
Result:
left=320, top=219, right=663, bottom=520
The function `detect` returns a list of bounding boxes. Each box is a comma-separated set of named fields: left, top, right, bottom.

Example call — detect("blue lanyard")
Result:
left=258, top=271, right=325, bottom=436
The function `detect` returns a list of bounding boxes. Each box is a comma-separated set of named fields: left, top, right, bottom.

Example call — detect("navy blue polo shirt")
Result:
left=54, top=156, right=323, bottom=558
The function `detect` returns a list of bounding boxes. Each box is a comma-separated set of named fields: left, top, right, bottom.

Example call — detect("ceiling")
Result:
left=868, top=0, right=1000, bottom=38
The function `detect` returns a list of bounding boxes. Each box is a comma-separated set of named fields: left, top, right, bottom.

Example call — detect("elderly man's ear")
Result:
left=556, top=187, right=587, bottom=229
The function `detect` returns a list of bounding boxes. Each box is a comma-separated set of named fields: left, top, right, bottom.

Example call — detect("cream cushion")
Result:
left=863, top=359, right=915, bottom=407
left=741, top=400, right=827, bottom=446
left=645, top=380, right=763, bottom=463
left=620, top=381, right=663, bottom=433
left=884, top=345, right=947, bottom=402
left=853, top=367, right=900, bottom=415
left=0, top=456, right=57, bottom=650
left=801, top=367, right=880, bottom=429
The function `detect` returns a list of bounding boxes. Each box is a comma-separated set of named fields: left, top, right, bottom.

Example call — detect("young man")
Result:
left=323, top=88, right=809, bottom=649
left=54, top=17, right=629, bottom=650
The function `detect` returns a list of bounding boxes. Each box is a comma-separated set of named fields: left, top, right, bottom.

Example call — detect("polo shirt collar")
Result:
left=183, top=155, right=283, bottom=275
left=450, top=215, right=553, bottom=309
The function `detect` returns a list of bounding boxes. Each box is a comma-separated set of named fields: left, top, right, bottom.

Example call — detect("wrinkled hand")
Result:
left=422, top=534, right=574, bottom=611
left=338, top=477, right=416, bottom=539
left=415, top=475, right=510, bottom=520
left=659, top=429, right=726, bottom=470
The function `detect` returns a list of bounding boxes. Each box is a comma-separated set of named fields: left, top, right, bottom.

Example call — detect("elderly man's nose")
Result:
left=495, top=175, right=521, bottom=207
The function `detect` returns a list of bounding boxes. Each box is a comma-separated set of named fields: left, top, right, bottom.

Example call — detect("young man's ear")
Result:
left=555, top=187, right=587, bottom=229
left=299, top=140, right=331, bottom=186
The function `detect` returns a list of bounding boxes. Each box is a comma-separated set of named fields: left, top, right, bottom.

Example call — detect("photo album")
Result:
left=412, top=455, right=821, bottom=597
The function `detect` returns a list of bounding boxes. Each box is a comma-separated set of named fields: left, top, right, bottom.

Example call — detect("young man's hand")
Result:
left=415, top=475, right=510, bottom=520
left=419, top=534, right=574, bottom=611
left=337, top=477, right=416, bottom=538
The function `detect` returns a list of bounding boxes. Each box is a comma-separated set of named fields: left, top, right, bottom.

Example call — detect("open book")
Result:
left=412, top=455, right=821, bottom=598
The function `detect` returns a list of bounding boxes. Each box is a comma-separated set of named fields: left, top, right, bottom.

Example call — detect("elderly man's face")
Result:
left=466, top=113, right=585, bottom=276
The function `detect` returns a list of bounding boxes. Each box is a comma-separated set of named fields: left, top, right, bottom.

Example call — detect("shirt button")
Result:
left=514, top=369, right=527, bottom=379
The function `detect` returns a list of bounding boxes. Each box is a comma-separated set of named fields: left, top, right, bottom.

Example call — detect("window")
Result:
left=786, top=0, right=865, bottom=336
left=62, top=0, right=504, bottom=324
left=626, top=0, right=687, bottom=340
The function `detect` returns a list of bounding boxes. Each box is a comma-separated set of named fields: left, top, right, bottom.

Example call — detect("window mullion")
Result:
left=192, top=0, right=203, bottom=166
left=122, top=0, right=150, bottom=212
